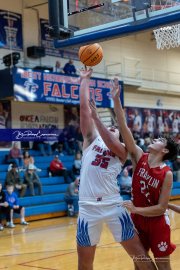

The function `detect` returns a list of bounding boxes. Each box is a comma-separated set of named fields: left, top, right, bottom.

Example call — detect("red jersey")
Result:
left=132, top=153, right=171, bottom=208
left=50, top=160, right=64, bottom=172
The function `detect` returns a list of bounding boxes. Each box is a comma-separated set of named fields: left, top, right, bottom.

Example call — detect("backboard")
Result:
left=50, top=0, right=180, bottom=49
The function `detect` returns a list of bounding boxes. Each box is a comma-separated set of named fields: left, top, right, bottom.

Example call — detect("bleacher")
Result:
left=1, top=150, right=180, bottom=223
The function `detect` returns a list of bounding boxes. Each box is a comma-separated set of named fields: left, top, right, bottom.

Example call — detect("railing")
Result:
left=102, top=57, right=180, bottom=93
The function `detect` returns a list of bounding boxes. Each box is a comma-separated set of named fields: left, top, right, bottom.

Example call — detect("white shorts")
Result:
left=76, top=202, right=134, bottom=247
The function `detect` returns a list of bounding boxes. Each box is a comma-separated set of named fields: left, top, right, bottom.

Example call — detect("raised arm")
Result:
left=123, top=171, right=173, bottom=215
left=77, top=66, right=98, bottom=151
left=89, top=99, right=128, bottom=164
left=111, top=78, right=143, bottom=166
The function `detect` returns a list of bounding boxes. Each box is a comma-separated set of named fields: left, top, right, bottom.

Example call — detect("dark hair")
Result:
left=23, top=150, right=30, bottom=159
left=159, top=134, right=179, bottom=161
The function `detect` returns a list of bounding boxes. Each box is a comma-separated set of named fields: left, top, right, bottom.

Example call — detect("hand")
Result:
left=122, top=200, right=137, bottom=214
left=4, top=202, right=8, bottom=207
left=88, top=98, right=98, bottom=120
left=15, top=185, right=21, bottom=189
left=19, top=155, right=23, bottom=158
left=77, top=66, right=93, bottom=80
left=16, top=205, right=19, bottom=209
left=13, top=205, right=17, bottom=209
left=62, top=168, right=67, bottom=170
left=110, top=77, right=121, bottom=101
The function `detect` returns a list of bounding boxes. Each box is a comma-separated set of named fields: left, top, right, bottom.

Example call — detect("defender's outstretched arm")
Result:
left=111, top=78, right=143, bottom=165
left=89, top=99, right=128, bottom=164
left=77, top=66, right=98, bottom=150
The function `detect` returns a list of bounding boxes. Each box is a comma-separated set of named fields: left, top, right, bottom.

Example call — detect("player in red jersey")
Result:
left=106, top=78, right=178, bottom=270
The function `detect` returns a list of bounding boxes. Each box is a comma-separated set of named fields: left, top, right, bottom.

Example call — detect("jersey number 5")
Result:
left=92, top=154, right=110, bottom=169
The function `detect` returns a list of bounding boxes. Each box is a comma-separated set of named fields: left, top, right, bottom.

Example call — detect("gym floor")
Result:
left=0, top=200, right=180, bottom=270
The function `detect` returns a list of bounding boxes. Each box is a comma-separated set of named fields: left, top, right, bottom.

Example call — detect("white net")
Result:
left=153, top=24, right=180, bottom=50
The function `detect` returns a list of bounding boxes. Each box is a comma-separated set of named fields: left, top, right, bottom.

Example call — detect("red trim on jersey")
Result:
left=132, top=153, right=171, bottom=208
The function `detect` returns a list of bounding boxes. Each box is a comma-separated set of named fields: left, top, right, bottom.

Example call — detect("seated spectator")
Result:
left=37, top=142, right=52, bottom=156
left=73, top=153, right=82, bottom=175
left=0, top=182, right=11, bottom=230
left=49, top=141, right=62, bottom=154
left=24, top=164, right=43, bottom=196
left=5, top=164, right=27, bottom=198
left=63, top=59, right=76, bottom=74
left=23, top=150, right=41, bottom=172
left=148, top=132, right=154, bottom=143
left=5, top=185, right=29, bottom=227
left=173, top=156, right=180, bottom=182
left=55, top=61, right=64, bottom=73
left=50, top=155, right=75, bottom=183
left=123, top=155, right=133, bottom=177
left=64, top=177, right=79, bottom=217
left=7, top=142, right=24, bottom=170
left=59, top=129, right=78, bottom=155
left=75, top=127, right=83, bottom=152
left=120, top=169, right=132, bottom=194
left=140, top=137, right=151, bottom=153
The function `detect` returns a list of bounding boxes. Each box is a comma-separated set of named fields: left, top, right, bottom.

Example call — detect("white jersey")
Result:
left=157, top=116, right=164, bottom=134
left=133, top=115, right=142, bottom=131
left=172, top=119, right=179, bottom=133
left=79, top=136, right=123, bottom=203
left=146, top=116, right=154, bottom=132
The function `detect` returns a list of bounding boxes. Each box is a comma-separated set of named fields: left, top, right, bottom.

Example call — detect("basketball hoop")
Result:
left=153, top=24, right=180, bottom=50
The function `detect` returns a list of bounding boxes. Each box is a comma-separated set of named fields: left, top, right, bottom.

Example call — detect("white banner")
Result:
left=11, top=101, right=64, bottom=129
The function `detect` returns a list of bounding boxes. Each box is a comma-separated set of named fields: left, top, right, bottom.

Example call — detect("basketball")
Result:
left=79, top=43, right=103, bottom=66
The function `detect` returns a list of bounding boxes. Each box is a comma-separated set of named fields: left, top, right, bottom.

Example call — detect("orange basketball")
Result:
left=79, top=43, right=103, bottom=67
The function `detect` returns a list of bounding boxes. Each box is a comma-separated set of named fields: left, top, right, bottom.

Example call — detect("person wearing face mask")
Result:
left=55, top=61, right=64, bottom=73
left=63, top=59, right=76, bottom=74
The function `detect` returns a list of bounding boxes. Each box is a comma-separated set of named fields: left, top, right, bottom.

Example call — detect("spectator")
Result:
left=5, top=185, right=29, bottom=226
left=148, top=132, right=154, bottom=143
left=63, top=59, right=76, bottom=74
left=75, top=127, right=83, bottom=152
left=59, top=129, right=78, bottom=155
left=120, top=169, right=132, bottom=194
left=73, top=153, right=82, bottom=175
left=140, top=137, right=151, bottom=153
left=23, top=150, right=41, bottom=172
left=175, top=133, right=180, bottom=143
left=50, top=155, right=75, bottom=183
left=37, top=142, right=52, bottom=156
left=123, top=155, right=133, bottom=177
left=0, top=182, right=11, bottom=230
left=55, top=61, right=63, bottom=73
left=173, top=156, right=180, bottom=182
left=64, top=177, right=79, bottom=217
left=7, top=142, right=24, bottom=170
left=5, top=164, right=27, bottom=198
left=24, top=164, right=43, bottom=196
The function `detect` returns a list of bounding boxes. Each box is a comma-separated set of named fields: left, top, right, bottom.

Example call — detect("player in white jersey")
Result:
left=157, top=110, right=165, bottom=134
left=169, top=112, right=179, bottom=134
left=77, top=66, right=156, bottom=270
left=130, top=108, right=142, bottom=132
left=145, top=110, right=154, bottom=133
